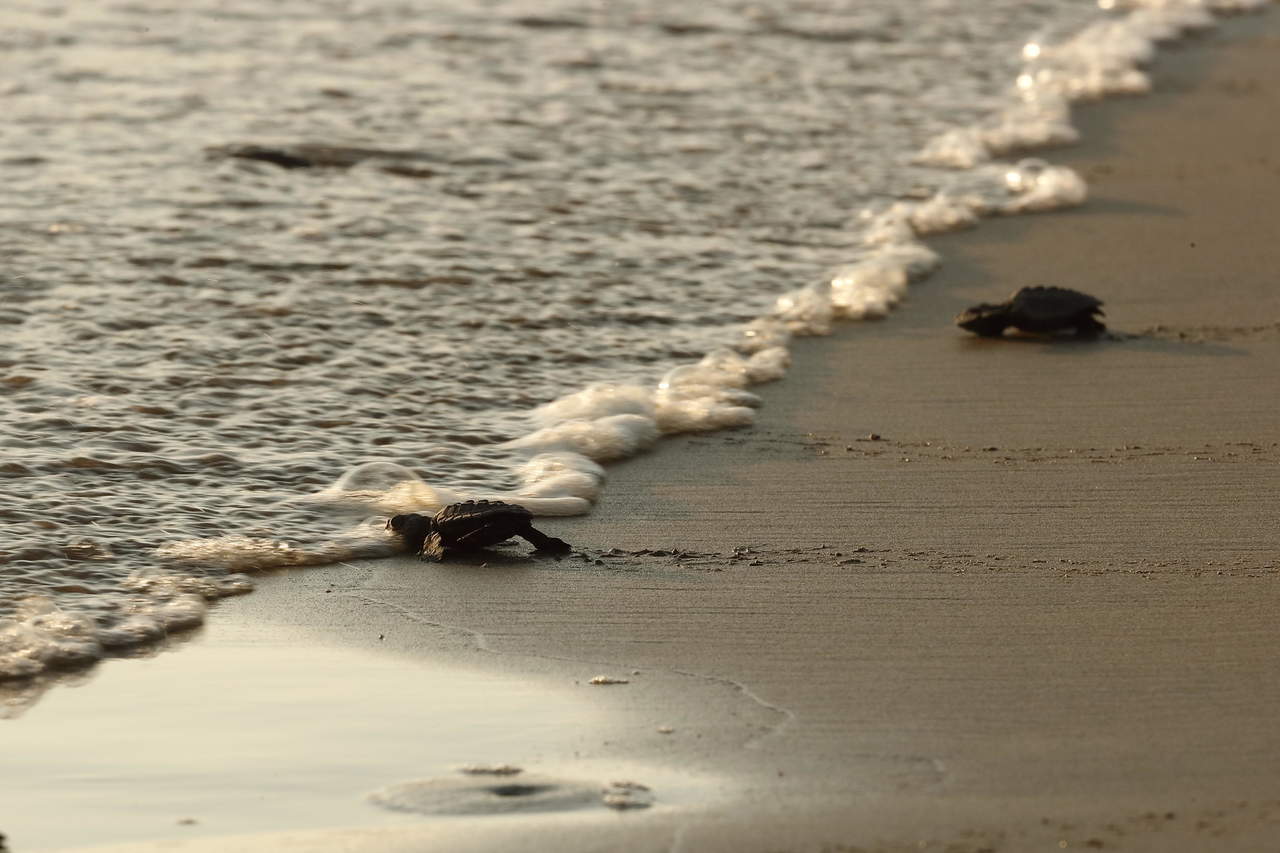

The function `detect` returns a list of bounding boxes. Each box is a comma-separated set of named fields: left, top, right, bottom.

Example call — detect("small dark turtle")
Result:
left=386, top=500, right=571, bottom=562
left=955, top=286, right=1105, bottom=337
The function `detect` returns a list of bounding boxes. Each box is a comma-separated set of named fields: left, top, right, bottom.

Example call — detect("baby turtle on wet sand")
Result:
left=386, top=500, right=571, bottom=561
left=955, top=286, right=1105, bottom=337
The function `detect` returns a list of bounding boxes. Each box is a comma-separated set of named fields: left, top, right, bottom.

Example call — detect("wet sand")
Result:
left=21, top=9, right=1280, bottom=853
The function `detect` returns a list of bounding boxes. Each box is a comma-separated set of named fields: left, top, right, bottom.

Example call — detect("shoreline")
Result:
left=9, top=8, right=1280, bottom=853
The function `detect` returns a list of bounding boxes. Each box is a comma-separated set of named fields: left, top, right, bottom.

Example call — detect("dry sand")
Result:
left=22, top=9, right=1280, bottom=853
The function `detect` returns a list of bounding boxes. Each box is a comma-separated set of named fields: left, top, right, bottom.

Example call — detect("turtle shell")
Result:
left=433, top=499, right=532, bottom=549
left=1007, top=286, right=1103, bottom=330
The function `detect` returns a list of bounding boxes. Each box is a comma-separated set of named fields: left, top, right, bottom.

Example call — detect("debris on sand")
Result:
left=458, top=764, right=523, bottom=776
left=602, top=781, right=654, bottom=810
left=370, top=774, right=599, bottom=815
left=589, top=675, right=630, bottom=685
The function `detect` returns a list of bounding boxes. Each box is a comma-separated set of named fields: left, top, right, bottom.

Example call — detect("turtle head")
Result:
left=386, top=513, right=435, bottom=552
left=954, top=303, right=1010, bottom=337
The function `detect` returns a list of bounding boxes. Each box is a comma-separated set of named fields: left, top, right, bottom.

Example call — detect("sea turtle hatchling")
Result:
left=955, top=286, right=1105, bottom=337
left=386, top=500, right=571, bottom=561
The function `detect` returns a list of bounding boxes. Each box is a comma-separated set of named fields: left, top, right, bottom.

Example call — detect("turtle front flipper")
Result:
left=1075, top=316, right=1106, bottom=337
left=520, top=526, right=571, bottom=554
left=420, top=532, right=447, bottom=562
left=955, top=304, right=1011, bottom=337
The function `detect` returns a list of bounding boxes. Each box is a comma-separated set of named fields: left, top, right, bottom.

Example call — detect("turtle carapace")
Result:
left=956, top=286, right=1105, bottom=337
left=386, top=500, right=571, bottom=561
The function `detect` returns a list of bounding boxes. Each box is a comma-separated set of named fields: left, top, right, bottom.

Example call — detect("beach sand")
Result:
left=10, top=10, right=1280, bottom=853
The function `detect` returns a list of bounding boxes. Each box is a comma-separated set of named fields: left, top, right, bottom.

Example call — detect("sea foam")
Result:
left=0, top=589, right=208, bottom=683
left=917, top=0, right=1264, bottom=168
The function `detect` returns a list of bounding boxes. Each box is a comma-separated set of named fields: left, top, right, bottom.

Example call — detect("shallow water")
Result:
left=0, top=616, right=661, bottom=850
left=1, top=0, right=1267, bottom=680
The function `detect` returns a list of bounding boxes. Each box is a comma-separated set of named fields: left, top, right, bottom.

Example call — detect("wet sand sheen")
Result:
left=12, top=9, right=1280, bottom=853
left=0, top=619, right=588, bottom=849
left=3, top=610, right=730, bottom=850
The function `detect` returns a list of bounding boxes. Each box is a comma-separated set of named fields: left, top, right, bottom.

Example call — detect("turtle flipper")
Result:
left=520, top=526, right=571, bottom=554
left=420, top=532, right=447, bottom=562
left=1075, top=316, right=1106, bottom=337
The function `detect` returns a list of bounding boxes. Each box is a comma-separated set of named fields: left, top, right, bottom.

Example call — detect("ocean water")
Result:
left=1, top=0, right=1270, bottom=686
